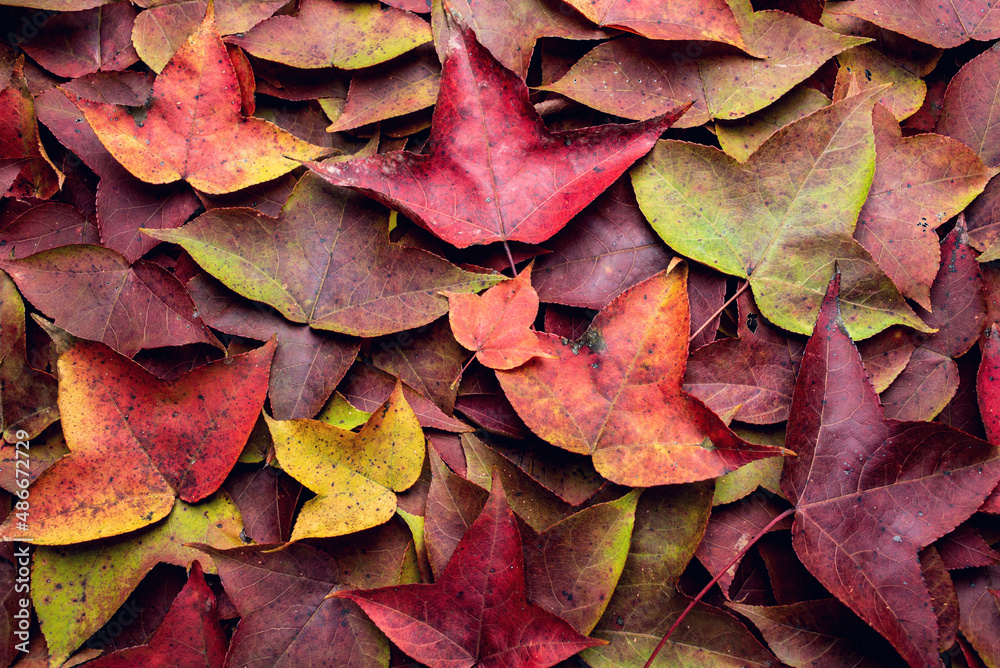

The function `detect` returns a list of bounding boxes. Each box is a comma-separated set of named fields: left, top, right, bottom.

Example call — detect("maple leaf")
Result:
left=32, top=495, right=244, bottom=666
left=855, top=104, right=992, bottom=307
left=84, top=561, right=227, bottom=668
left=632, top=86, right=930, bottom=339
left=782, top=274, right=1000, bottom=667
left=148, top=172, right=500, bottom=337
left=306, top=26, right=687, bottom=248
left=34, top=85, right=200, bottom=263
left=186, top=272, right=359, bottom=420
left=584, top=484, right=777, bottom=667
left=423, top=448, right=634, bottom=633
left=0, top=339, right=274, bottom=544
left=0, top=245, right=221, bottom=358
left=69, top=5, right=328, bottom=195
left=497, top=262, right=789, bottom=486
left=335, top=475, right=604, bottom=668
left=444, top=263, right=551, bottom=370
left=229, top=0, right=432, bottom=70
left=193, top=528, right=419, bottom=668
left=266, top=382, right=425, bottom=539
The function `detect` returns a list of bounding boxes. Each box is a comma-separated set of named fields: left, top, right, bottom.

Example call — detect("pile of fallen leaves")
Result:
left=1, top=0, right=1000, bottom=666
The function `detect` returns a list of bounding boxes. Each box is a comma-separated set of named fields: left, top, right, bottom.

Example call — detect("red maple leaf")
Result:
left=334, top=475, right=604, bottom=668
left=306, top=26, right=687, bottom=248
left=783, top=274, right=1000, bottom=667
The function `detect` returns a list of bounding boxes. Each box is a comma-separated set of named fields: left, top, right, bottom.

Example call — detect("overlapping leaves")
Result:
left=3, top=2, right=1000, bottom=667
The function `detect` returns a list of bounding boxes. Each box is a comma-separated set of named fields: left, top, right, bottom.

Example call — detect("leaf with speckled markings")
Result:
left=879, top=220, right=987, bottom=422
left=266, top=382, right=425, bottom=539
left=855, top=105, right=992, bottom=308
left=83, top=561, right=227, bottom=668
left=69, top=5, right=327, bottom=194
left=683, top=291, right=802, bottom=424
left=192, top=528, right=425, bottom=668
left=497, top=262, right=790, bottom=486
left=0, top=270, right=58, bottom=442
left=632, top=87, right=930, bottom=340
left=0, top=245, right=221, bottom=358
left=0, top=338, right=273, bottom=544
left=31, top=495, right=244, bottom=667
left=444, top=263, right=551, bottom=370
left=542, top=4, right=863, bottom=126
left=828, top=0, right=1000, bottom=49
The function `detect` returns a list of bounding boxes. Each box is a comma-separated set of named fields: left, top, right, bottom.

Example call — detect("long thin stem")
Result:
left=502, top=240, right=518, bottom=276
left=688, top=280, right=749, bottom=344
left=450, top=353, right=477, bottom=390
left=642, top=506, right=795, bottom=668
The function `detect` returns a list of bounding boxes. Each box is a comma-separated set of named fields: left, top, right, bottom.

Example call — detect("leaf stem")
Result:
left=688, top=280, right=749, bottom=344
left=641, top=506, right=794, bottom=668
left=502, top=240, right=517, bottom=276
left=450, top=353, right=477, bottom=390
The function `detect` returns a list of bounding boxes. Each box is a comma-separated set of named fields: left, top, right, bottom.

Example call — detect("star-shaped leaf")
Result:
left=782, top=274, right=1000, bottom=667
left=70, top=5, right=328, bottom=194
left=632, top=86, right=930, bottom=339
left=306, top=27, right=687, bottom=248
left=444, top=263, right=551, bottom=370
left=150, top=172, right=499, bottom=337
left=496, top=261, right=790, bottom=486
left=0, top=339, right=274, bottom=544
left=335, top=475, right=604, bottom=668
left=266, top=382, right=425, bottom=539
